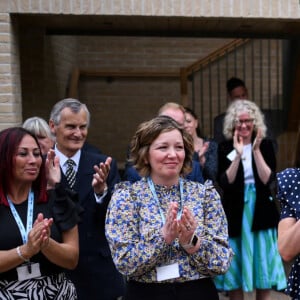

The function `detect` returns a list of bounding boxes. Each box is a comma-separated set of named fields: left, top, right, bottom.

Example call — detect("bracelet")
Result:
left=16, top=246, right=29, bottom=262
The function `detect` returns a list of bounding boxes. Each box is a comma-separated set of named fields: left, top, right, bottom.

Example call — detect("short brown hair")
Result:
left=129, top=116, right=194, bottom=177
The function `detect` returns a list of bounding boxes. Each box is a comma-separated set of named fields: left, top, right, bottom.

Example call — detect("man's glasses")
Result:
left=234, top=118, right=254, bottom=126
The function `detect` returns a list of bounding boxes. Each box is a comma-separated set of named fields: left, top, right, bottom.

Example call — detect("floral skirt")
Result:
left=214, top=183, right=287, bottom=292
left=0, top=272, right=77, bottom=299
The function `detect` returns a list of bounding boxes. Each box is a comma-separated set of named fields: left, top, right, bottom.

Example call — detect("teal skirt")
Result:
left=214, top=183, right=287, bottom=292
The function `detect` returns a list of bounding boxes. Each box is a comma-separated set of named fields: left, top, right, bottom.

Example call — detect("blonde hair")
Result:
left=23, top=117, right=54, bottom=140
left=223, top=99, right=267, bottom=139
left=158, top=102, right=185, bottom=115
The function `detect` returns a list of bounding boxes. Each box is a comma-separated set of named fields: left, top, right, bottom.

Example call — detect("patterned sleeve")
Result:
left=277, top=168, right=299, bottom=220
left=105, top=182, right=168, bottom=277
left=188, top=182, right=233, bottom=276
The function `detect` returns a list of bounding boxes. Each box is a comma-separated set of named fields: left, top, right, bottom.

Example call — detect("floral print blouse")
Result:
left=105, top=178, right=233, bottom=283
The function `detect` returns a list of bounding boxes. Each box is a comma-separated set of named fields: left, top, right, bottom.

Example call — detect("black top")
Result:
left=0, top=184, right=81, bottom=281
left=217, top=138, right=279, bottom=237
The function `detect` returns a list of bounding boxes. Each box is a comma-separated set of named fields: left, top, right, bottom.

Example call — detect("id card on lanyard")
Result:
left=147, top=177, right=183, bottom=281
left=7, top=191, right=41, bottom=280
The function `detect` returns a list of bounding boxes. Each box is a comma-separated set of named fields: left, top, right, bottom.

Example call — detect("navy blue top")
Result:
left=277, top=168, right=300, bottom=300
left=192, top=138, right=218, bottom=181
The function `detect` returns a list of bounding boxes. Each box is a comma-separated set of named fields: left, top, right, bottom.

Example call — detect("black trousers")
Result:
left=125, top=278, right=219, bottom=300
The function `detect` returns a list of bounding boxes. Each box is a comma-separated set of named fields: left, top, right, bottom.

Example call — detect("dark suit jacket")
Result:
left=82, top=141, right=102, bottom=154
left=217, top=138, right=279, bottom=237
left=63, top=150, right=125, bottom=300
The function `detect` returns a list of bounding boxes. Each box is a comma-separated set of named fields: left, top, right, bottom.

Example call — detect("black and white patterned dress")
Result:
left=0, top=184, right=82, bottom=299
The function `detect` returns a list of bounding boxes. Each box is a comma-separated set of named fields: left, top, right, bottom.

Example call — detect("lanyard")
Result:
left=147, top=177, right=184, bottom=223
left=7, top=190, right=34, bottom=244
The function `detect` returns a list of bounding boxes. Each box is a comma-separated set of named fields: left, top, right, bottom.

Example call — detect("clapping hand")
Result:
left=92, top=156, right=111, bottom=195
left=233, top=129, right=243, bottom=157
left=161, top=202, right=180, bottom=244
left=33, top=213, right=53, bottom=249
left=198, top=141, right=209, bottom=166
left=45, top=149, right=61, bottom=189
left=252, top=128, right=262, bottom=151
left=23, top=213, right=53, bottom=258
left=178, top=206, right=197, bottom=246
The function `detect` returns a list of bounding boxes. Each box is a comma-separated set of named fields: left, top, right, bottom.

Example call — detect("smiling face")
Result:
left=50, top=107, right=88, bottom=157
left=13, top=134, right=42, bottom=184
left=184, top=112, right=198, bottom=137
left=234, top=112, right=255, bottom=144
left=148, top=129, right=185, bottom=185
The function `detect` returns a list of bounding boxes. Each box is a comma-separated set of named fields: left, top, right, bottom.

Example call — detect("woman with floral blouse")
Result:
left=105, top=115, right=233, bottom=300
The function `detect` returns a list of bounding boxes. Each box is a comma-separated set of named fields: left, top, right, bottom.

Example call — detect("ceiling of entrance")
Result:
left=15, top=14, right=300, bottom=38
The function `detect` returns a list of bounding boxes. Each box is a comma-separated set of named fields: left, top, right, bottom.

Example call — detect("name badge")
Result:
left=156, top=262, right=180, bottom=281
left=227, top=149, right=237, bottom=161
left=17, top=263, right=41, bottom=281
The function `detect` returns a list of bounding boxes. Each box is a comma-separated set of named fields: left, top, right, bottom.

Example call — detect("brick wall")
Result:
left=6, top=0, right=300, bottom=18
left=0, top=0, right=299, bottom=169
left=75, top=35, right=236, bottom=164
left=20, top=30, right=78, bottom=122
left=10, top=28, right=288, bottom=169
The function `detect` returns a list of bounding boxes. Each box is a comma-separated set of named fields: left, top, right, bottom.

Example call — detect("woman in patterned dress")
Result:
left=277, top=127, right=300, bottom=300
left=0, top=127, right=81, bottom=299
left=213, top=100, right=286, bottom=300
left=105, top=115, right=233, bottom=300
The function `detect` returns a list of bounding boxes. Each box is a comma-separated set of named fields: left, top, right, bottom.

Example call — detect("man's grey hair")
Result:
left=50, top=98, right=90, bottom=126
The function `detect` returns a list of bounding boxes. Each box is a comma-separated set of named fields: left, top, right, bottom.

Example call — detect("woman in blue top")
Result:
left=106, top=116, right=233, bottom=300
left=184, top=106, right=218, bottom=182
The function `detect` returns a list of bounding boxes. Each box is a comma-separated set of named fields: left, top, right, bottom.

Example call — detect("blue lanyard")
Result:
left=7, top=191, right=34, bottom=244
left=147, top=177, right=184, bottom=223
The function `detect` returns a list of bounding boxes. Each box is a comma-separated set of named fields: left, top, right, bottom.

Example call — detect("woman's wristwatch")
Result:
left=181, top=233, right=199, bottom=250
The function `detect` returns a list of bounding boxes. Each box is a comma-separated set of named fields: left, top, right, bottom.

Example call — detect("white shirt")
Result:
left=242, top=143, right=254, bottom=184
left=54, top=144, right=107, bottom=203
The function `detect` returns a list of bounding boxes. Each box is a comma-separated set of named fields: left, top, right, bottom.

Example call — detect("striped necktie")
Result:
left=65, top=159, right=76, bottom=189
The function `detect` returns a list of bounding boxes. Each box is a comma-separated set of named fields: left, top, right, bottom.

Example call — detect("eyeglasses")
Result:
left=234, top=118, right=254, bottom=126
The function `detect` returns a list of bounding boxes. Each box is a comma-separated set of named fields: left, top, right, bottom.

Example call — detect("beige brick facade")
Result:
left=3, top=0, right=299, bottom=17
left=0, top=0, right=299, bottom=169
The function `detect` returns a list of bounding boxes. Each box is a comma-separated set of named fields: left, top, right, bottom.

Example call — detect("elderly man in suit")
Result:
left=49, top=98, right=124, bottom=300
